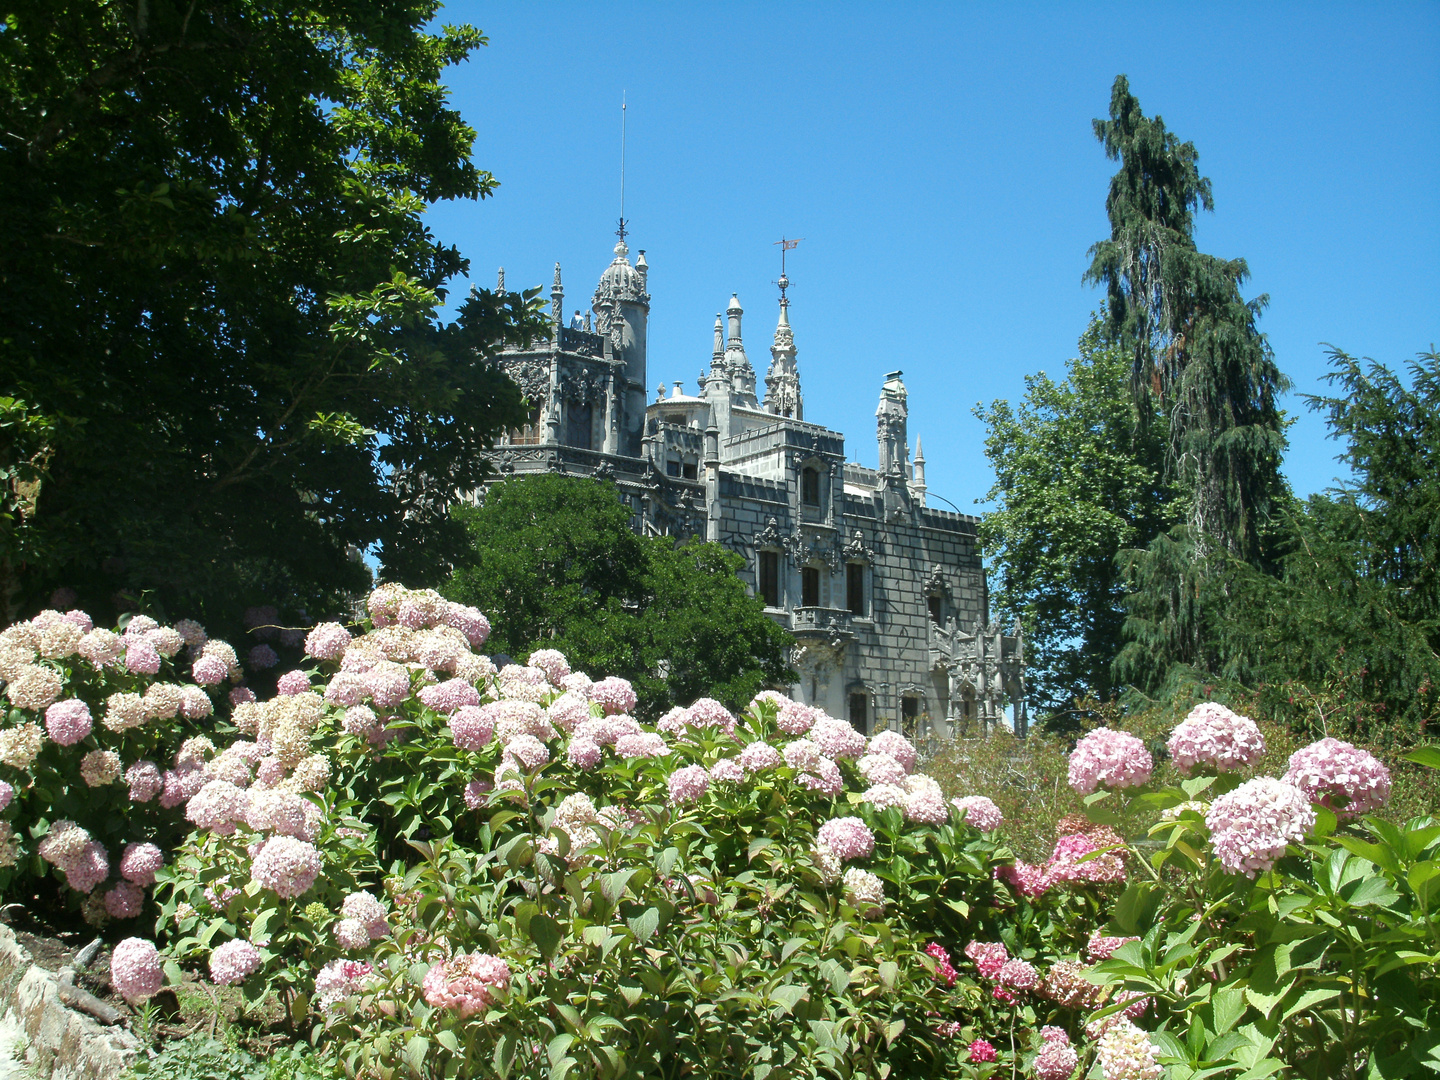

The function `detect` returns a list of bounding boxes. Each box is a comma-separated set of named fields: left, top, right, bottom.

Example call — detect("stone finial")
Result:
left=764, top=291, right=802, bottom=419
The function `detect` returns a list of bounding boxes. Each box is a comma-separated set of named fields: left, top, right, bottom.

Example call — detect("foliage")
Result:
left=1216, top=348, right=1440, bottom=737
left=444, top=475, right=795, bottom=718
left=126, top=1033, right=330, bottom=1080
left=975, top=317, right=1177, bottom=718
left=0, top=1, right=547, bottom=629
left=1085, top=74, right=1290, bottom=564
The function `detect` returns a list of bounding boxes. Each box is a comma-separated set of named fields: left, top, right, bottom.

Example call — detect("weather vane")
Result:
left=774, top=236, right=803, bottom=301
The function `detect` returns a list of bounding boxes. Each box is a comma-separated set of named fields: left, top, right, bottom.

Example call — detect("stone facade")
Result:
left=476, top=240, right=1025, bottom=741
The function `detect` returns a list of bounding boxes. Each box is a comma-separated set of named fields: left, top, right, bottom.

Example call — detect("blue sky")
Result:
left=426, top=1, right=1439, bottom=513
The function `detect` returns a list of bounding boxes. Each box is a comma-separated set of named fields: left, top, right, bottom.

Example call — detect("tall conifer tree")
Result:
left=1085, top=76, right=1290, bottom=688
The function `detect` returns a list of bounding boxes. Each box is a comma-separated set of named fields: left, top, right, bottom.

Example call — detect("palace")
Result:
left=478, top=238, right=1025, bottom=740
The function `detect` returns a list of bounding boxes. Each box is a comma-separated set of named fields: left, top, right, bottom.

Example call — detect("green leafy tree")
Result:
left=975, top=317, right=1177, bottom=721
left=1217, top=347, right=1440, bottom=739
left=0, top=1, right=545, bottom=628
left=444, top=474, right=795, bottom=718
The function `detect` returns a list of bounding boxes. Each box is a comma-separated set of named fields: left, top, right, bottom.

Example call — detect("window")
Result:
left=848, top=692, right=868, bottom=734
left=801, top=467, right=820, bottom=506
left=566, top=401, right=592, bottom=449
left=901, top=695, right=919, bottom=739
left=666, top=459, right=681, bottom=477
left=759, top=551, right=779, bottom=607
left=802, top=566, right=820, bottom=607
left=510, top=404, right=542, bottom=445
left=928, top=596, right=943, bottom=623
left=846, top=563, right=865, bottom=616
left=682, top=461, right=698, bottom=480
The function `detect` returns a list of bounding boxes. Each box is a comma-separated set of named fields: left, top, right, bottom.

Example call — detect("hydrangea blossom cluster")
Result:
left=816, top=817, right=875, bottom=861
left=1067, top=728, right=1153, bottom=794
left=964, top=940, right=1009, bottom=979
left=967, top=1040, right=997, bottom=1064
left=1035, top=1030, right=1080, bottom=1080
left=925, top=942, right=958, bottom=986
left=843, top=868, right=885, bottom=916
left=1282, top=737, right=1392, bottom=818
left=1097, top=1019, right=1163, bottom=1080
left=1166, top=702, right=1266, bottom=774
left=1206, top=777, right=1316, bottom=877
left=209, top=940, right=264, bottom=985
left=110, top=938, right=164, bottom=1002
left=421, top=953, right=512, bottom=1017
left=951, top=795, right=1003, bottom=831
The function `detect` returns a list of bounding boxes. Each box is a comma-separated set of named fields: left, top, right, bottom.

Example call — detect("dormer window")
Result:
left=801, top=466, right=820, bottom=506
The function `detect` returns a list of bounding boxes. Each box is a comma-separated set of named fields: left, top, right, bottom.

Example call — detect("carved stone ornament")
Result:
left=558, top=368, right=605, bottom=405
left=592, top=460, right=616, bottom=483
left=925, top=564, right=951, bottom=598
left=501, top=358, right=551, bottom=401
left=843, top=530, right=875, bottom=564
left=754, top=516, right=784, bottom=550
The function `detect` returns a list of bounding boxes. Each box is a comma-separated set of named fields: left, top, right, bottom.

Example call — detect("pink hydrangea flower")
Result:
left=667, top=764, right=711, bottom=805
left=441, top=603, right=490, bottom=647
left=305, top=622, right=352, bottom=661
left=314, top=958, right=377, bottom=1012
left=776, top=700, right=821, bottom=735
left=527, top=648, right=571, bottom=685
left=811, top=717, right=867, bottom=760
left=0, top=780, right=11, bottom=811
left=1166, top=702, right=1266, bottom=774
left=816, top=817, right=875, bottom=861
left=111, top=938, right=163, bottom=1002
left=341, top=891, right=389, bottom=938
left=449, top=705, right=495, bottom=750
left=1067, top=728, right=1153, bottom=794
left=104, top=881, right=144, bottom=919
left=209, top=940, right=263, bottom=985
left=66, top=841, right=109, bottom=893
left=589, top=677, right=637, bottom=715
left=1041, top=1026, right=1070, bottom=1045
left=1048, top=830, right=1127, bottom=885
left=229, top=686, right=256, bottom=706
left=997, top=859, right=1053, bottom=898
left=925, top=942, right=958, bottom=987
left=739, top=742, right=782, bottom=772
left=615, top=732, right=670, bottom=759
left=186, top=780, right=250, bottom=836
left=275, top=670, right=311, bottom=695
left=968, top=1039, right=997, bottom=1064
left=1282, top=737, right=1392, bottom=818
left=1036, top=1038, right=1080, bottom=1080
left=503, top=734, right=550, bottom=771
left=1087, top=933, right=1139, bottom=961
left=998, top=958, right=1040, bottom=990
left=334, top=919, right=371, bottom=951
left=126, top=761, right=163, bottom=803
left=546, top=692, right=593, bottom=733
left=799, top=758, right=845, bottom=797
left=125, top=640, right=162, bottom=675
left=418, top=678, right=481, bottom=715
left=421, top=953, right=511, bottom=1017
left=782, top=739, right=823, bottom=772
left=1206, top=777, right=1316, bottom=877
left=868, top=730, right=917, bottom=772
left=709, top=757, right=745, bottom=784
left=250, top=836, right=322, bottom=899
left=364, top=661, right=411, bottom=708
left=964, top=940, right=1009, bottom=979
left=120, top=842, right=164, bottom=886
left=1096, top=1019, right=1162, bottom=1080
left=951, top=795, right=1003, bottom=830
left=685, top=697, right=737, bottom=737
left=324, top=672, right=368, bottom=708
left=566, top=737, right=602, bottom=770
left=903, top=775, right=950, bottom=825
left=44, top=699, right=93, bottom=746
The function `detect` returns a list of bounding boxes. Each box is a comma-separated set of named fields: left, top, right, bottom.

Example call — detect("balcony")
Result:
left=790, top=607, right=853, bottom=646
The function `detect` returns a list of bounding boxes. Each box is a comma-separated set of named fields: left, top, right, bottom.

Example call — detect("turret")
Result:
left=591, top=239, right=650, bottom=456
left=724, top=294, right=759, bottom=408
left=876, top=371, right=909, bottom=476
left=912, top=437, right=927, bottom=507
left=549, top=263, right=563, bottom=343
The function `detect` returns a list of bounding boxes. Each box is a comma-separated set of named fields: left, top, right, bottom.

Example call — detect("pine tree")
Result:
left=1085, top=76, right=1291, bottom=688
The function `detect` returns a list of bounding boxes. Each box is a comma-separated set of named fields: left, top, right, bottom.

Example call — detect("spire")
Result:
left=550, top=263, right=563, bottom=339
left=497, top=267, right=505, bottom=292
left=912, top=437, right=927, bottom=506
left=765, top=290, right=802, bottom=419
left=712, top=313, right=724, bottom=365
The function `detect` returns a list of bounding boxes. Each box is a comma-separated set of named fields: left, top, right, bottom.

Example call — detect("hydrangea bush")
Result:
left=6, top=593, right=1437, bottom=1080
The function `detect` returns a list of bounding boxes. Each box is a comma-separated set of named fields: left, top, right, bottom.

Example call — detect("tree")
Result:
left=1083, top=76, right=1290, bottom=688
left=0, top=2, right=546, bottom=628
left=444, top=475, right=795, bottom=719
left=975, top=317, right=1177, bottom=721
left=1085, top=75, right=1290, bottom=564
left=1216, top=348, right=1440, bottom=739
